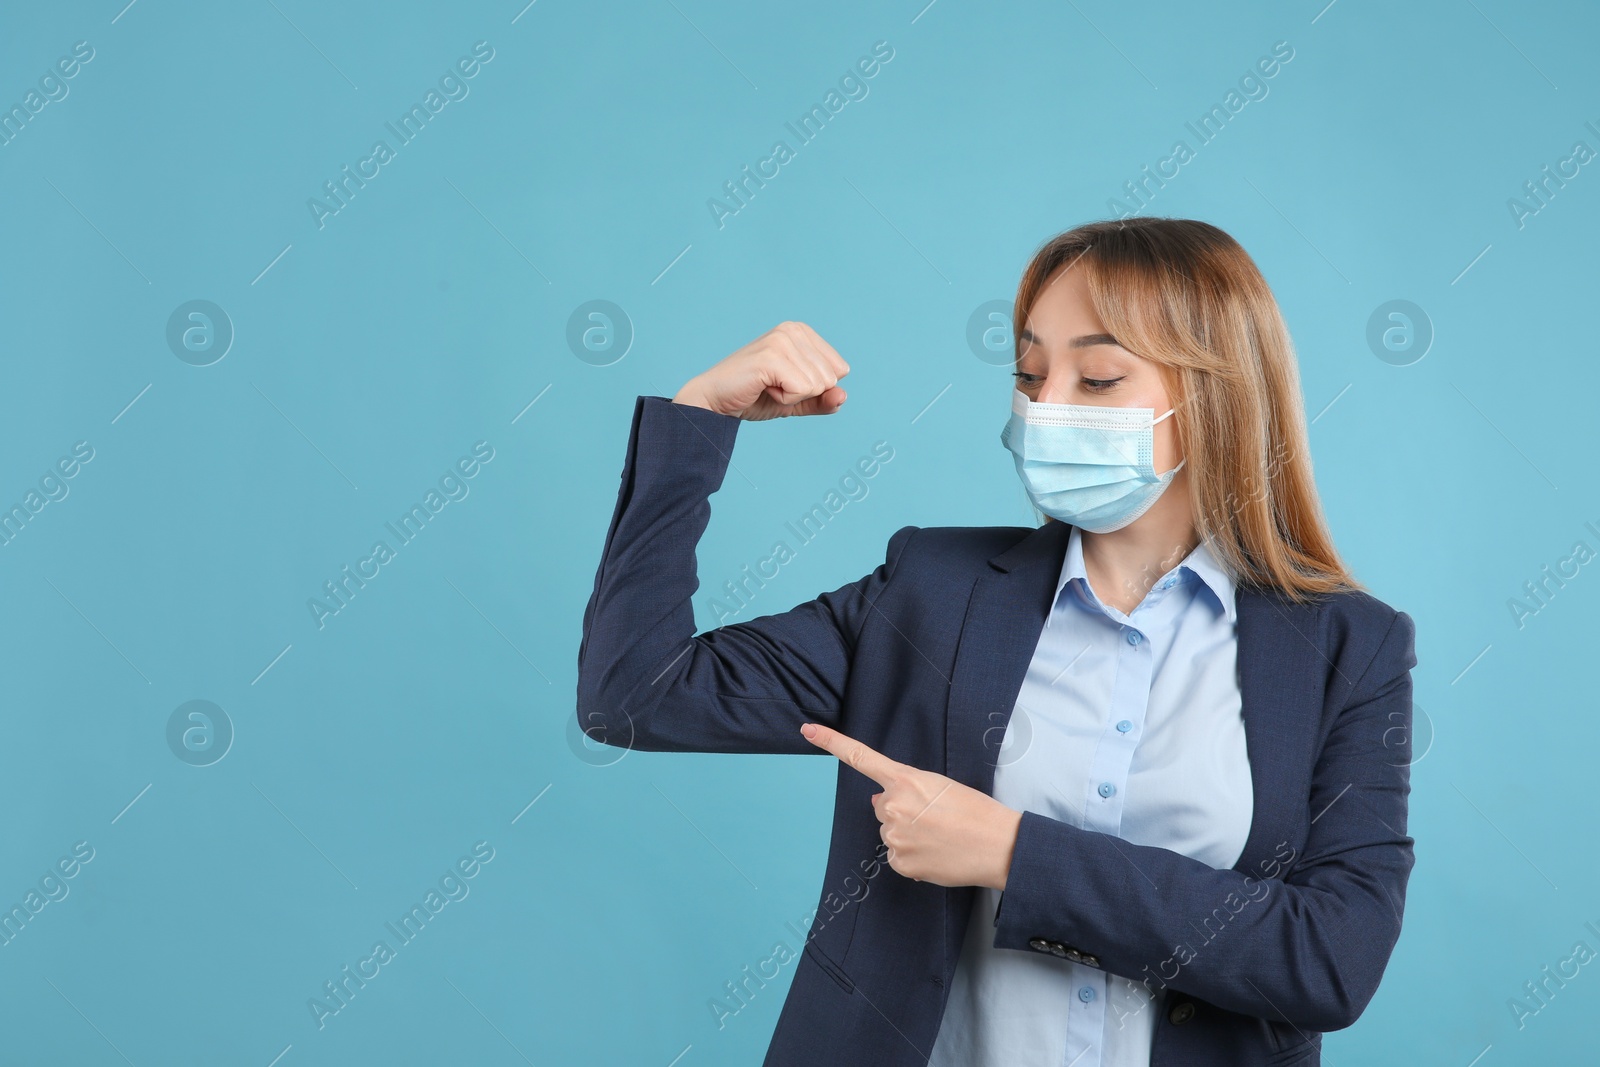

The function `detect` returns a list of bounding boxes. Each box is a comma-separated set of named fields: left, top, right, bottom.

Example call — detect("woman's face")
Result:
left=1014, top=263, right=1184, bottom=476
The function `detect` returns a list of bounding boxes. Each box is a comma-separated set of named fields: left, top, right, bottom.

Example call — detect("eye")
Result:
left=1011, top=371, right=1043, bottom=386
left=1083, top=376, right=1124, bottom=392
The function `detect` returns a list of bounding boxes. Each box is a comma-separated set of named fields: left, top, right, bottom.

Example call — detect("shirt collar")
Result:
left=1057, top=523, right=1237, bottom=624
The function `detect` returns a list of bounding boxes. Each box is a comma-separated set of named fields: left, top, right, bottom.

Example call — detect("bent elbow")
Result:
left=1299, top=995, right=1365, bottom=1034
left=1278, top=882, right=1406, bottom=1032
left=1290, top=946, right=1392, bottom=1032
left=575, top=677, right=630, bottom=753
left=575, top=667, right=668, bottom=754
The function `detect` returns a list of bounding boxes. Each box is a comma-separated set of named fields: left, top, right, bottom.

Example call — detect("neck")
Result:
left=1076, top=470, right=1197, bottom=612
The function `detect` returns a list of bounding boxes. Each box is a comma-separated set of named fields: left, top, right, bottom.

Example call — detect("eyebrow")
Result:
left=1018, top=328, right=1122, bottom=349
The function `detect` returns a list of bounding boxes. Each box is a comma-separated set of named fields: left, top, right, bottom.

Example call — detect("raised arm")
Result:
left=576, top=392, right=915, bottom=754
left=577, top=322, right=917, bottom=756
left=990, top=608, right=1418, bottom=1032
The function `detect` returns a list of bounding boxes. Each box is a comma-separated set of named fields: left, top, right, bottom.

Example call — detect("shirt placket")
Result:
left=1061, top=581, right=1163, bottom=1067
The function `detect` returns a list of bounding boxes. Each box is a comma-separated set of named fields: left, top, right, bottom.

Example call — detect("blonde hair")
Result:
left=1013, top=217, right=1362, bottom=602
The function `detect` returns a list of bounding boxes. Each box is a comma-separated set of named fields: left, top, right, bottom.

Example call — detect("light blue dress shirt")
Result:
left=927, top=523, right=1254, bottom=1067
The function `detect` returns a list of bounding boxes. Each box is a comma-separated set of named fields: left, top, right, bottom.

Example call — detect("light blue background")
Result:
left=1, top=1, right=1594, bottom=1064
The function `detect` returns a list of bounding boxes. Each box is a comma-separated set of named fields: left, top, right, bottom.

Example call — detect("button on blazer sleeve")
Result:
left=576, top=395, right=917, bottom=755
left=991, top=607, right=1418, bottom=1033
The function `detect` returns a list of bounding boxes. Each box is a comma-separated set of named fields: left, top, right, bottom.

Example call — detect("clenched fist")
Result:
left=674, top=321, right=851, bottom=421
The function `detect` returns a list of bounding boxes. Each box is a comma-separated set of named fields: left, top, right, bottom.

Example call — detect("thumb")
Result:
left=786, top=385, right=847, bottom=417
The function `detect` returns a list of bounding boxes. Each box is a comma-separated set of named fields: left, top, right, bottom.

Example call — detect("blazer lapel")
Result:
left=943, top=520, right=1072, bottom=797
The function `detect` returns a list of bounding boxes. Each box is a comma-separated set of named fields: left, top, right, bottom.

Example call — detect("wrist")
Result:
left=671, top=380, right=715, bottom=411
left=990, top=807, right=1023, bottom=891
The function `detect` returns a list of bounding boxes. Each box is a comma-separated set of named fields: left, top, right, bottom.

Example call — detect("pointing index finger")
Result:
left=800, top=722, right=902, bottom=785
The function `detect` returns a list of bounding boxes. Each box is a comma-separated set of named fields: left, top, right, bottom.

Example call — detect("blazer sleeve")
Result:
left=990, top=607, right=1419, bottom=1033
left=575, top=394, right=918, bottom=755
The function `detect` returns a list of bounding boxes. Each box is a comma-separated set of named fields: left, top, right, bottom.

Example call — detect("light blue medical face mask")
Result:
left=999, top=387, right=1185, bottom=532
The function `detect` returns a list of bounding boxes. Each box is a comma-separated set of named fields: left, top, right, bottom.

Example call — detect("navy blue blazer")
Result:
left=577, top=395, right=1418, bottom=1067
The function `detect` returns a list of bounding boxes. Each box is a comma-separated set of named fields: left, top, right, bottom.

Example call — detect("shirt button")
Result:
left=1116, top=719, right=1133, bottom=733
left=1097, top=781, right=1116, bottom=798
left=1126, top=630, right=1141, bottom=646
left=1078, top=985, right=1096, bottom=1003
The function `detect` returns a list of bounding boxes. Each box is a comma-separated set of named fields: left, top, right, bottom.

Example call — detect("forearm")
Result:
left=991, top=810, right=1411, bottom=1030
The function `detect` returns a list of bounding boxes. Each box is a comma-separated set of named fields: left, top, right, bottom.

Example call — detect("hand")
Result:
left=673, top=321, right=850, bottom=421
left=799, top=721, right=1023, bottom=890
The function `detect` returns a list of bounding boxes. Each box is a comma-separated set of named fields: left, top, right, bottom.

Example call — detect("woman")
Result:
left=576, top=217, right=1417, bottom=1067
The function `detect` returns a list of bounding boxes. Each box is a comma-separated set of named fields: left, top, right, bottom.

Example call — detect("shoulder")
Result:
left=884, top=523, right=1038, bottom=571
left=1317, top=586, right=1407, bottom=633
left=1247, top=582, right=1409, bottom=648
left=1317, top=587, right=1414, bottom=647
left=1301, top=586, right=1418, bottom=700
left=893, top=523, right=1038, bottom=553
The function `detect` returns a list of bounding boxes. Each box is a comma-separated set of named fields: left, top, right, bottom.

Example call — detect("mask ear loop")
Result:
left=1151, top=407, right=1183, bottom=476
